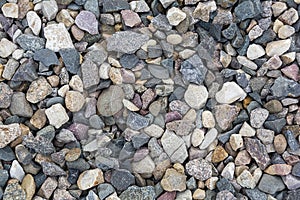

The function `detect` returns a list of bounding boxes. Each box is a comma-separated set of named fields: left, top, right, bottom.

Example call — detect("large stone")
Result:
left=245, top=138, right=270, bottom=170
left=81, top=59, right=100, bottom=89
left=26, top=11, right=41, bottom=35
left=234, top=0, right=262, bottom=21
left=166, top=7, right=186, bottom=26
left=271, top=76, right=300, bottom=98
left=59, top=48, right=80, bottom=74
left=107, top=31, right=149, bottom=54
left=33, top=48, right=60, bottom=67
left=77, top=168, right=104, bottom=190
left=16, top=34, right=45, bottom=52
left=1, top=3, right=18, bottom=18
left=75, top=11, right=99, bottom=35
left=184, top=84, right=208, bottom=109
left=102, top=0, right=130, bottom=12
left=215, top=82, right=247, bottom=104
left=258, top=174, right=285, bottom=194
left=65, top=91, right=85, bottom=112
left=97, top=85, right=124, bottom=116
left=45, top=104, right=69, bottom=129
left=0, top=123, right=21, bottom=148
left=119, top=186, right=155, bottom=200
left=26, top=76, right=52, bottom=103
left=161, top=168, right=187, bottom=192
left=186, top=159, right=212, bottom=181
left=266, top=39, right=291, bottom=57
left=42, top=0, right=58, bottom=20
left=3, top=179, right=26, bottom=200
left=44, top=23, right=74, bottom=52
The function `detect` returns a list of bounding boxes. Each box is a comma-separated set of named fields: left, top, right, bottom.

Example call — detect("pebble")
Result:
left=26, top=77, right=52, bottom=104
left=34, top=48, right=59, bottom=67
left=281, top=64, right=299, bottom=81
left=65, top=91, right=85, bottom=112
left=42, top=0, right=58, bottom=20
left=10, top=160, right=25, bottom=182
left=0, top=82, right=13, bottom=108
left=97, top=183, right=115, bottom=200
left=279, top=8, right=299, bottom=25
left=191, top=128, right=205, bottom=147
left=75, top=11, right=98, bottom=35
left=215, top=82, right=246, bottom=104
left=121, top=10, right=141, bottom=27
left=129, top=0, right=150, bottom=12
left=221, top=162, right=235, bottom=180
left=214, top=104, right=240, bottom=130
left=250, top=108, right=269, bottom=129
left=185, top=159, right=212, bottom=181
left=271, top=76, right=300, bottom=98
left=230, top=134, right=244, bottom=151
left=161, top=168, right=187, bottom=192
left=59, top=48, right=80, bottom=74
left=264, top=99, right=283, bottom=113
left=184, top=84, right=208, bottom=109
left=199, top=128, right=218, bottom=150
left=266, top=39, right=291, bottom=57
left=38, top=177, right=58, bottom=199
left=278, top=25, right=295, bottom=39
left=3, top=179, right=26, bottom=200
left=41, top=162, right=66, bottom=176
left=44, top=23, right=74, bottom=52
left=166, top=7, right=186, bottom=26
left=21, top=174, right=35, bottom=200
left=45, top=103, right=69, bottom=129
left=144, top=124, right=164, bottom=138
left=202, top=110, right=215, bottom=128
left=265, top=164, right=292, bottom=175
left=258, top=174, right=285, bottom=194
left=247, top=44, right=265, bottom=60
left=245, top=138, right=270, bottom=170
left=237, top=170, right=256, bottom=189
left=26, top=11, right=41, bottom=35
left=1, top=3, right=18, bottom=18
left=10, top=92, right=33, bottom=118
left=239, top=122, right=256, bottom=137
left=77, top=168, right=104, bottom=190
left=0, top=38, right=17, bottom=58
left=111, top=169, right=135, bottom=192
left=119, top=186, right=155, bottom=200
left=193, top=1, right=217, bottom=22
left=212, top=145, right=228, bottom=163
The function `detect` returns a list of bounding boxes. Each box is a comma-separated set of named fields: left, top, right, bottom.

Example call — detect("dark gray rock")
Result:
left=67, top=169, right=79, bottom=184
left=97, top=183, right=115, bottom=199
left=66, top=158, right=90, bottom=172
left=254, top=29, right=276, bottom=44
left=271, top=76, right=300, bottom=98
left=102, top=0, right=130, bottom=12
left=258, top=174, right=285, bottom=194
left=111, top=169, right=135, bottom=192
left=84, top=0, right=99, bottom=18
left=244, top=188, right=267, bottom=200
left=9, top=92, right=33, bottom=118
left=120, top=54, right=139, bottom=69
left=23, top=134, right=55, bottom=155
left=11, top=59, right=38, bottom=82
left=216, top=178, right=235, bottom=194
left=119, top=186, right=155, bottom=200
left=292, top=162, right=300, bottom=177
left=222, top=23, right=238, bottom=40
left=264, top=118, right=286, bottom=134
left=41, top=162, right=67, bottom=176
left=126, top=112, right=150, bottom=130
left=217, top=0, right=238, bottom=8
left=151, top=14, right=172, bottom=31
left=16, top=34, right=45, bottom=52
left=132, top=133, right=150, bottom=149
left=0, top=82, right=13, bottom=108
left=15, top=145, right=32, bottom=165
left=0, top=169, right=9, bottom=187
left=59, top=48, right=80, bottom=74
left=234, top=0, right=262, bottom=21
left=147, top=45, right=162, bottom=58
left=34, top=48, right=59, bottom=67
left=285, top=130, right=300, bottom=151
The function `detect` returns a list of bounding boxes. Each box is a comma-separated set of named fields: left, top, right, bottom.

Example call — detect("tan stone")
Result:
left=77, top=168, right=104, bottom=190
left=212, top=146, right=228, bottom=163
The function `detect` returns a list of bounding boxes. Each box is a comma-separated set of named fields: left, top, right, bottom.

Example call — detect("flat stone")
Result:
left=9, top=92, right=33, bottom=118
left=234, top=0, right=262, bottom=21
left=126, top=112, right=149, bottom=130
left=45, top=103, right=69, bottom=129
left=281, top=64, right=299, bottom=81
left=26, top=77, right=52, bottom=104
left=102, top=0, right=130, bottom=12
left=77, top=168, right=104, bottom=190
left=279, top=8, right=299, bottom=25
left=16, top=34, right=45, bottom=52
left=111, top=169, right=135, bottom=192
left=0, top=38, right=17, bottom=58
left=166, top=7, right=186, bottom=26
left=161, top=168, right=187, bottom=192
left=81, top=59, right=100, bottom=89
left=121, top=10, right=141, bottom=27
left=132, top=155, right=155, bottom=174
left=186, top=159, right=212, bottom=181
left=212, top=145, right=228, bottom=163
left=285, top=130, right=300, bottom=151
left=239, top=122, right=256, bottom=137
left=44, top=23, right=74, bottom=52
left=230, top=134, right=243, bottom=151
left=41, top=162, right=66, bottom=176
left=10, top=160, right=25, bottom=182
left=148, top=65, right=169, bottom=79
left=144, top=124, right=164, bottom=138
left=215, top=82, right=246, bottom=104
left=247, top=44, right=265, bottom=60
left=75, top=11, right=98, bottom=35
left=200, top=128, right=218, bottom=150
left=107, top=31, right=149, bottom=54
left=214, top=104, right=240, bottom=131
left=184, top=84, right=208, bottom=109
left=166, top=120, right=195, bottom=136
left=266, top=39, right=291, bottom=57
left=282, top=174, right=300, bottom=190
left=258, top=174, right=285, bottom=194
left=119, top=186, right=155, bottom=200
left=245, top=138, right=271, bottom=170
left=0, top=82, right=13, bottom=108
left=237, top=170, right=256, bottom=189
left=2, top=3, right=18, bottom=18
left=271, top=76, right=300, bottom=98
left=265, top=164, right=292, bottom=175
left=26, top=11, right=41, bottom=35
left=59, top=48, right=80, bottom=74
left=38, top=177, right=57, bottom=199
left=278, top=25, right=295, bottom=39
left=42, top=0, right=58, bottom=20
left=120, top=54, right=139, bottom=69
left=3, top=179, right=26, bottom=200
left=250, top=108, right=269, bottom=129
left=34, top=48, right=59, bottom=67
left=65, top=91, right=85, bottom=112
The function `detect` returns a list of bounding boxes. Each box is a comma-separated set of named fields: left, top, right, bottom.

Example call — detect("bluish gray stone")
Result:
left=216, top=178, right=235, bottom=194
left=132, top=133, right=150, bottom=149
left=41, top=162, right=66, bottom=176
left=234, top=0, right=262, bottom=21
left=151, top=14, right=172, bottom=31
left=11, top=59, right=38, bottom=82
left=120, top=54, right=139, bottom=69
left=285, top=130, right=300, bottom=151
left=102, top=0, right=130, bottom=12
left=0, top=170, right=9, bottom=187
left=271, top=76, right=300, bottom=98
left=292, top=162, right=300, bottom=177
left=180, top=56, right=207, bottom=85
left=34, top=48, right=59, bottom=67
left=16, top=34, right=45, bottom=52
left=245, top=188, right=267, bottom=200
left=111, top=169, right=135, bottom=192
left=23, top=134, right=55, bottom=155
left=97, top=183, right=115, bottom=199
left=59, top=48, right=80, bottom=74
left=222, top=23, right=238, bottom=40
left=258, top=174, right=285, bottom=194
left=84, top=0, right=99, bottom=17
left=126, top=112, right=150, bottom=130
left=66, top=158, right=90, bottom=172
left=264, top=118, right=286, bottom=134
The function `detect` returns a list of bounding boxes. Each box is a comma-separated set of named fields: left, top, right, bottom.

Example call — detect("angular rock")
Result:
left=26, top=11, right=41, bottom=35
left=102, top=0, right=130, bottom=12
left=166, top=120, right=195, bottom=136
left=3, top=179, right=26, bottom=200
left=234, top=0, right=262, bottom=21
left=59, top=48, right=80, bottom=74
left=65, top=91, right=85, bottom=112
left=265, top=164, right=292, bottom=176
left=81, top=59, right=100, bottom=89
left=16, top=34, right=45, bottom=52
left=41, top=162, right=66, bottom=176
left=215, top=82, right=246, bottom=104
left=250, top=108, right=269, bottom=129
left=121, top=10, right=141, bottom=27
left=119, top=186, right=155, bottom=200
left=33, top=48, right=59, bottom=67
left=126, top=112, right=149, bottom=130
left=0, top=38, right=17, bottom=58
left=161, top=168, right=187, bottom=192
left=214, top=104, right=240, bottom=130
left=186, top=159, right=212, bottom=181
left=45, top=103, right=69, bottom=129
left=166, top=7, right=186, bottom=26
left=184, top=84, right=208, bottom=109
left=42, top=0, right=58, bottom=20
left=77, top=168, right=104, bottom=190
left=180, top=56, right=207, bottom=85
left=11, top=59, right=38, bottom=82
left=110, top=169, right=135, bottom=192
left=75, top=11, right=98, bottom=35
left=0, top=82, right=13, bottom=108
left=9, top=92, right=33, bottom=118
left=271, top=76, right=300, bottom=98
left=258, top=174, right=285, bottom=194
left=266, top=39, right=291, bottom=57
left=26, top=77, right=52, bottom=103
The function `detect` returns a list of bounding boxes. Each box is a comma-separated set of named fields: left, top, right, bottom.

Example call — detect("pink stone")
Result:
left=133, top=148, right=149, bottom=162
left=121, top=10, right=141, bottom=27
left=132, top=93, right=142, bottom=109
left=68, top=123, right=89, bottom=140
left=141, top=88, right=156, bottom=110
left=75, top=10, right=99, bottom=35
left=281, top=64, right=299, bottom=81
left=165, top=111, right=182, bottom=123
left=121, top=68, right=135, bottom=84
left=157, top=192, right=176, bottom=200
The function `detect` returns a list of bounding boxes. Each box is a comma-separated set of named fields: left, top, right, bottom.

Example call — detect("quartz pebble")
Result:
left=45, top=104, right=69, bottom=129
left=215, top=82, right=246, bottom=104
left=77, top=168, right=104, bottom=190
left=184, top=84, right=208, bottom=109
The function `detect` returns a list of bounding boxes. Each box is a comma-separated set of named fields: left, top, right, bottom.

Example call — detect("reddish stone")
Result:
left=132, top=93, right=142, bottom=109
left=68, top=123, right=89, bottom=140
left=165, top=111, right=182, bottom=123
left=281, top=64, right=299, bottom=81
left=157, top=192, right=176, bottom=200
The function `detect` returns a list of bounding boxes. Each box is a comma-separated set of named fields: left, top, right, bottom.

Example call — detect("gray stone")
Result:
left=42, top=0, right=58, bottom=21
left=148, top=45, right=163, bottom=58
left=264, top=118, right=286, bottom=134
left=119, top=186, right=155, bottom=200
left=10, top=160, right=25, bottom=182
left=81, top=59, right=100, bottom=89
left=16, top=34, right=45, bottom=52
left=0, top=170, right=9, bottom=187
left=245, top=138, right=270, bottom=170
left=59, top=48, right=80, bottom=74
left=0, top=82, right=13, bottom=108
left=148, top=64, right=169, bottom=79
left=84, top=0, right=99, bottom=17
left=66, top=158, right=90, bottom=172
left=120, top=54, right=139, bottom=69
left=23, top=134, right=55, bottom=155
left=34, top=48, right=59, bottom=67
left=111, top=169, right=135, bottom=192
left=292, top=162, right=300, bottom=177
left=126, top=112, right=150, bottom=130
left=234, top=0, right=262, bottom=21
left=216, top=178, right=235, bottom=194
left=11, top=59, right=38, bottom=82
left=9, top=92, right=33, bottom=118
left=285, top=130, right=300, bottom=151
left=107, top=31, right=149, bottom=54
left=3, top=179, right=26, bottom=200
left=0, top=146, right=16, bottom=161
left=102, top=0, right=130, bottom=12
left=151, top=14, right=172, bottom=31
left=84, top=49, right=108, bottom=66
left=250, top=108, right=269, bottom=129
left=258, top=174, right=285, bottom=194
left=132, top=133, right=150, bottom=149
left=97, top=183, right=115, bottom=200
left=180, top=55, right=207, bottom=85
left=271, top=76, right=300, bottom=98
left=217, top=0, right=238, bottom=8
left=244, top=188, right=267, bottom=200
left=41, top=162, right=67, bottom=176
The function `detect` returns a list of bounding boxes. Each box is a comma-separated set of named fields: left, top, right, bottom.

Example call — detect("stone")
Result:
left=214, top=104, right=240, bottom=130
left=264, top=100, right=283, bottom=113
left=81, top=60, right=100, bottom=89
left=248, top=25, right=264, bottom=41
left=215, top=82, right=246, bottom=104
left=10, top=160, right=25, bottom=182
left=237, top=56, right=258, bottom=70
left=202, top=110, right=215, bottom=128
left=9, top=92, right=33, bottom=118
left=0, top=38, right=17, bottom=58
left=193, top=1, right=217, bottom=22
left=274, top=134, right=287, bottom=154
left=126, top=112, right=149, bottom=130
left=119, top=54, right=139, bottom=69
left=129, top=0, right=150, bottom=12
left=45, top=104, right=69, bottom=129
left=281, top=64, right=299, bottom=81
left=272, top=2, right=287, bottom=17
left=151, top=14, right=172, bottom=31
left=250, top=108, right=269, bottom=129
left=265, top=164, right=292, bottom=175
left=75, top=11, right=98, bottom=35
left=0, top=170, right=9, bottom=187
left=97, top=184, right=115, bottom=200
left=107, top=31, right=149, bottom=54
left=184, top=84, right=208, bottom=109
left=221, top=162, right=235, bottom=180
left=161, top=130, right=188, bottom=163
left=41, top=162, right=66, bottom=176
left=44, top=23, right=74, bottom=52
left=279, top=8, right=299, bottom=25
left=230, top=134, right=243, bottom=151
left=144, top=124, right=164, bottom=138
left=191, top=128, right=205, bottom=147
left=16, top=34, right=45, bottom=52
left=258, top=174, right=285, bottom=194
left=21, top=174, right=35, bottom=200
left=111, top=169, right=135, bottom=192
left=3, top=179, right=26, bottom=200
left=161, top=168, right=186, bottom=192
left=38, top=177, right=58, bottom=199
left=245, top=138, right=270, bottom=170
left=59, top=48, right=80, bottom=74
left=212, top=145, right=228, bottom=163
left=239, top=122, right=256, bottom=137
left=271, top=76, right=300, bottom=98
left=34, top=48, right=59, bottom=67
left=285, top=130, right=300, bottom=151
left=65, top=91, right=85, bottom=112
left=247, top=44, right=265, bottom=60
left=266, top=39, right=291, bottom=57
left=166, top=120, right=195, bottom=136
left=234, top=0, right=262, bottom=21
left=159, top=0, right=175, bottom=8
left=216, top=191, right=235, bottom=200
left=166, top=7, right=186, bottom=26
left=1, top=3, right=18, bottom=18
left=26, top=11, right=41, bottom=35
left=186, top=159, right=212, bottom=181
left=278, top=25, right=295, bottom=39
left=180, top=56, right=207, bottom=85
left=244, top=188, right=267, bottom=200
left=119, top=186, right=155, bottom=200
left=199, top=128, right=218, bottom=150
left=237, top=170, right=256, bottom=189
left=292, top=162, right=300, bottom=177
left=26, top=77, right=52, bottom=103
left=102, top=0, right=130, bottom=13
left=282, top=174, right=300, bottom=190
left=42, top=0, right=58, bottom=21
left=77, top=168, right=104, bottom=190
left=0, top=82, right=13, bottom=108
left=56, top=9, right=75, bottom=28
left=121, top=10, right=141, bottom=27
left=167, top=34, right=183, bottom=45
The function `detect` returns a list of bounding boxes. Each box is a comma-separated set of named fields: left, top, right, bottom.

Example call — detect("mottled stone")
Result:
left=0, top=82, right=13, bottom=108
left=45, top=104, right=69, bottom=129
left=184, top=84, right=208, bottom=109
left=119, top=186, right=155, bottom=200
left=161, top=168, right=186, bottom=192
left=258, top=174, right=285, bottom=194
left=3, top=179, right=26, bottom=200
left=166, top=7, right=186, bottom=26
left=271, top=76, right=300, bottom=98
left=215, top=82, right=246, bottom=104
left=186, top=159, right=212, bottom=181
left=214, top=104, right=240, bottom=130
left=26, top=77, right=52, bottom=103
left=16, top=34, right=45, bottom=52
left=111, top=169, right=135, bottom=192
left=65, top=91, right=85, bottom=112
left=166, top=120, right=195, bottom=136
left=212, top=145, right=228, bottom=163
left=81, top=59, right=100, bottom=89
left=1, top=3, right=18, bottom=18
left=38, top=177, right=57, bottom=199
left=75, top=11, right=98, bottom=35
left=126, top=112, right=149, bottom=130
left=265, top=164, right=292, bottom=176
left=0, top=38, right=17, bottom=58
left=41, top=162, right=66, bottom=176
left=77, top=168, right=104, bottom=190
left=250, top=108, right=269, bottom=129
left=121, top=10, right=141, bottom=27
left=9, top=92, right=33, bottom=118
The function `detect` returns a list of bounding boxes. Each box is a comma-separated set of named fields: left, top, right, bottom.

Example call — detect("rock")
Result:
left=258, top=174, right=285, bottom=194
left=119, top=186, right=155, bottom=200
left=271, top=76, right=300, bottom=98
left=221, top=162, right=235, bottom=180
left=264, top=100, right=283, bottom=113
left=159, top=0, right=175, bottom=8
left=272, top=2, right=287, bottom=17
left=42, top=0, right=58, bottom=20
left=75, top=11, right=98, bottom=35
left=278, top=25, right=295, bottom=39
left=215, top=82, right=246, bottom=104
left=248, top=25, right=264, bottom=41
left=161, top=168, right=187, bottom=192
left=38, top=177, right=58, bottom=199
left=180, top=56, right=207, bottom=85
left=44, top=23, right=74, bottom=52
left=21, top=174, right=35, bottom=200
left=45, top=103, right=69, bottom=129
left=191, top=128, right=205, bottom=147
left=11, top=58, right=38, bottom=82
left=239, top=122, right=256, bottom=137
left=56, top=9, right=75, bottom=28
left=121, top=10, right=141, bottom=27
left=186, top=159, right=212, bottom=181
left=81, top=60, right=100, bottom=89
left=193, top=1, right=217, bottom=22
left=65, top=91, right=85, bottom=112
left=0, top=170, right=9, bottom=187
left=126, top=112, right=149, bottom=130
left=107, top=31, right=149, bottom=54
left=244, top=188, right=267, bottom=200
left=285, top=130, right=300, bottom=151
left=34, top=48, right=59, bottom=67
left=230, top=134, right=243, bottom=151
left=265, top=164, right=292, bottom=175
left=97, top=184, right=115, bottom=200
left=111, top=169, right=135, bottom=192
left=1, top=3, right=18, bottom=18
left=274, top=134, right=287, bottom=154
left=166, top=7, right=186, bottom=26
left=26, top=11, right=41, bottom=35
left=245, top=138, right=270, bottom=170
left=212, top=145, right=228, bottom=163
left=16, top=34, right=45, bottom=52
left=282, top=174, right=300, bottom=190
left=9, top=92, right=33, bottom=118
left=250, top=108, right=269, bottom=129
left=247, top=44, right=265, bottom=60
left=281, top=64, right=299, bottom=81
left=26, top=77, right=52, bottom=103
left=10, top=160, right=25, bottom=182
left=234, top=0, right=262, bottom=21
left=214, top=104, right=240, bottom=130
left=279, top=8, right=299, bottom=25
left=77, top=168, right=104, bottom=190
left=41, top=162, right=66, bottom=176
left=161, top=130, right=188, bottom=163
left=3, top=179, right=26, bottom=200
left=132, top=154, right=155, bottom=174
left=237, top=170, right=256, bottom=189
left=199, top=128, right=218, bottom=150
left=59, top=48, right=80, bottom=74
left=184, top=84, right=208, bottom=109
left=166, top=120, right=195, bottom=136
left=202, top=110, right=215, bottom=128
left=129, top=0, right=150, bottom=12
left=102, top=0, right=130, bottom=13
left=292, top=162, right=300, bottom=177
left=144, top=124, right=164, bottom=138
left=266, top=39, right=291, bottom=57
left=0, top=82, right=13, bottom=108
left=0, top=38, right=17, bottom=58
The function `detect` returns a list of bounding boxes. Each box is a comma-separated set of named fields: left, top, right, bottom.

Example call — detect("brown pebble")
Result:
left=274, top=134, right=287, bottom=154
